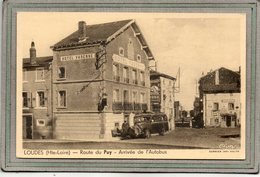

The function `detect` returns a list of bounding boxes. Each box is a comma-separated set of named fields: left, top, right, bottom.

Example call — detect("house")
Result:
left=150, top=70, right=176, bottom=130
left=50, top=19, right=154, bottom=140
left=22, top=42, right=53, bottom=139
left=199, top=67, right=241, bottom=128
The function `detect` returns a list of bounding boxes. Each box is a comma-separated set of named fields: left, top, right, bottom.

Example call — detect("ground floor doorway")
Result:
left=23, top=115, right=33, bottom=139
left=226, top=116, right=232, bottom=127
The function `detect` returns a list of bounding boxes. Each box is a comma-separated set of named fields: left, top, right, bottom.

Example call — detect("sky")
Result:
left=17, top=12, right=245, bottom=110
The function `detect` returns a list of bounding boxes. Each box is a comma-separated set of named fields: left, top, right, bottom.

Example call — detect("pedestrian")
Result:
left=121, top=120, right=129, bottom=138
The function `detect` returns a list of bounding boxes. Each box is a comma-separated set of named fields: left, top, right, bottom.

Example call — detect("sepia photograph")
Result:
left=16, top=12, right=246, bottom=159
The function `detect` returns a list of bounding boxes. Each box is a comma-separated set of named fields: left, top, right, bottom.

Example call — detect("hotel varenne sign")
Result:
left=60, top=53, right=96, bottom=61
left=112, top=54, right=145, bottom=70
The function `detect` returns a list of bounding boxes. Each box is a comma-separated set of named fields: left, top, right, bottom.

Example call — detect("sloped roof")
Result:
left=51, top=19, right=154, bottom=60
left=23, top=56, right=53, bottom=67
left=150, top=70, right=176, bottom=81
left=199, top=67, right=240, bottom=93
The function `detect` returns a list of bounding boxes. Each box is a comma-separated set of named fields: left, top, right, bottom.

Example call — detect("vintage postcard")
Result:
left=16, top=12, right=246, bottom=159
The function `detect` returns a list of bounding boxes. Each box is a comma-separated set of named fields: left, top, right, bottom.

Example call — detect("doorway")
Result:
left=226, top=116, right=231, bottom=127
left=23, top=115, right=33, bottom=139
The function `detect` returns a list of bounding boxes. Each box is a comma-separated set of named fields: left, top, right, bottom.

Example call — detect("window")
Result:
left=163, top=90, right=166, bottom=100
left=215, top=118, right=219, bottom=124
left=23, top=69, right=27, bottom=82
left=36, top=68, right=45, bottom=81
left=213, top=102, right=219, bottom=111
left=140, top=72, right=145, bottom=86
left=58, top=67, right=66, bottom=79
left=36, top=119, right=46, bottom=127
left=127, top=38, right=134, bottom=60
left=228, top=103, right=234, bottom=110
left=137, top=55, right=141, bottom=62
left=113, top=89, right=120, bottom=102
left=169, top=92, right=172, bottom=102
left=123, top=67, right=129, bottom=83
left=22, top=92, right=29, bottom=108
left=113, top=64, right=120, bottom=81
left=123, top=90, right=129, bottom=103
left=132, top=69, right=137, bottom=84
left=140, top=93, right=145, bottom=104
left=58, top=90, right=66, bottom=107
left=119, top=47, right=124, bottom=56
left=132, top=91, right=138, bottom=103
left=36, top=91, right=46, bottom=107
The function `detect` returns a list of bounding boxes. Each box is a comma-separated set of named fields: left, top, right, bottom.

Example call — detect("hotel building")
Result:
left=50, top=20, right=154, bottom=140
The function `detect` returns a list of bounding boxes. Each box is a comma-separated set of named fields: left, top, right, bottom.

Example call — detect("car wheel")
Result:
left=159, top=128, right=165, bottom=136
left=145, top=129, right=151, bottom=139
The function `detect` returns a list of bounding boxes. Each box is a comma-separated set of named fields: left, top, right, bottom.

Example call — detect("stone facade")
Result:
left=203, top=93, right=240, bottom=127
left=199, top=67, right=241, bottom=128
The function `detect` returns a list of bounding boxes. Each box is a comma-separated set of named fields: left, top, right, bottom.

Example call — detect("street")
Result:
left=23, top=127, right=240, bottom=149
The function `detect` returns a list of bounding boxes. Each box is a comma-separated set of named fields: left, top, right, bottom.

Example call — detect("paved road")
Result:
left=23, top=127, right=240, bottom=149
left=126, top=127, right=241, bottom=149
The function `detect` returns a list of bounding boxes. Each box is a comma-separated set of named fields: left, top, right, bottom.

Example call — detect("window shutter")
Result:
left=56, top=91, right=59, bottom=107
left=44, top=92, right=48, bottom=107
left=28, top=92, right=32, bottom=108
left=33, top=92, right=37, bottom=108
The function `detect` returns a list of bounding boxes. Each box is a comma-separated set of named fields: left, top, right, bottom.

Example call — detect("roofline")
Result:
left=50, top=19, right=155, bottom=60
left=202, top=90, right=241, bottom=94
left=23, top=64, right=50, bottom=68
left=50, top=43, right=101, bottom=51
left=22, top=56, right=53, bottom=60
left=106, top=19, right=135, bottom=43
left=200, top=67, right=240, bottom=80
left=131, top=21, right=155, bottom=60
left=150, top=70, right=176, bottom=81
left=106, top=19, right=155, bottom=60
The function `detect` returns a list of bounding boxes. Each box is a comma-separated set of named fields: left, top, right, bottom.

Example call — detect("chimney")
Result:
left=215, top=69, right=219, bottom=85
left=78, top=21, right=87, bottom=40
left=30, top=41, right=36, bottom=64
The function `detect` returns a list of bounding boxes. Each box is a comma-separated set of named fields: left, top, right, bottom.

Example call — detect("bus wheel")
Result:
left=159, top=128, right=165, bottom=136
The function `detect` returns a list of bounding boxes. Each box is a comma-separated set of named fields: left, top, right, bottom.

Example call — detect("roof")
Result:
left=51, top=19, right=154, bottom=59
left=150, top=70, right=176, bottom=81
left=23, top=56, right=53, bottom=67
left=199, top=67, right=240, bottom=93
left=134, top=112, right=167, bottom=117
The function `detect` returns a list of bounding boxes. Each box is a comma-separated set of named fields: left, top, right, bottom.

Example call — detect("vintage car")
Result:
left=121, top=112, right=169, bottom=139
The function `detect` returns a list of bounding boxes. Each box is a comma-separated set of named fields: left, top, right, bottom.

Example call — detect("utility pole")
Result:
left=195, top=79, right=199, bottom=96
left=174, top=67, right=180, bottom=93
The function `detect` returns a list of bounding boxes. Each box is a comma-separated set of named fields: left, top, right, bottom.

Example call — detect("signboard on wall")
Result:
left=60, top=53, right=96, bottom=61
left=112, top=54, right=145, bottom=70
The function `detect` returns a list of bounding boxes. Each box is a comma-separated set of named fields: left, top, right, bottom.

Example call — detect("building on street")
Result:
left=150, top=70, right=176, bottom=130
left=50, top=19, right=154, bottom=140
left=199, top=67, right=241, bottom=128
left=22, top=42, right=53, bottom=139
